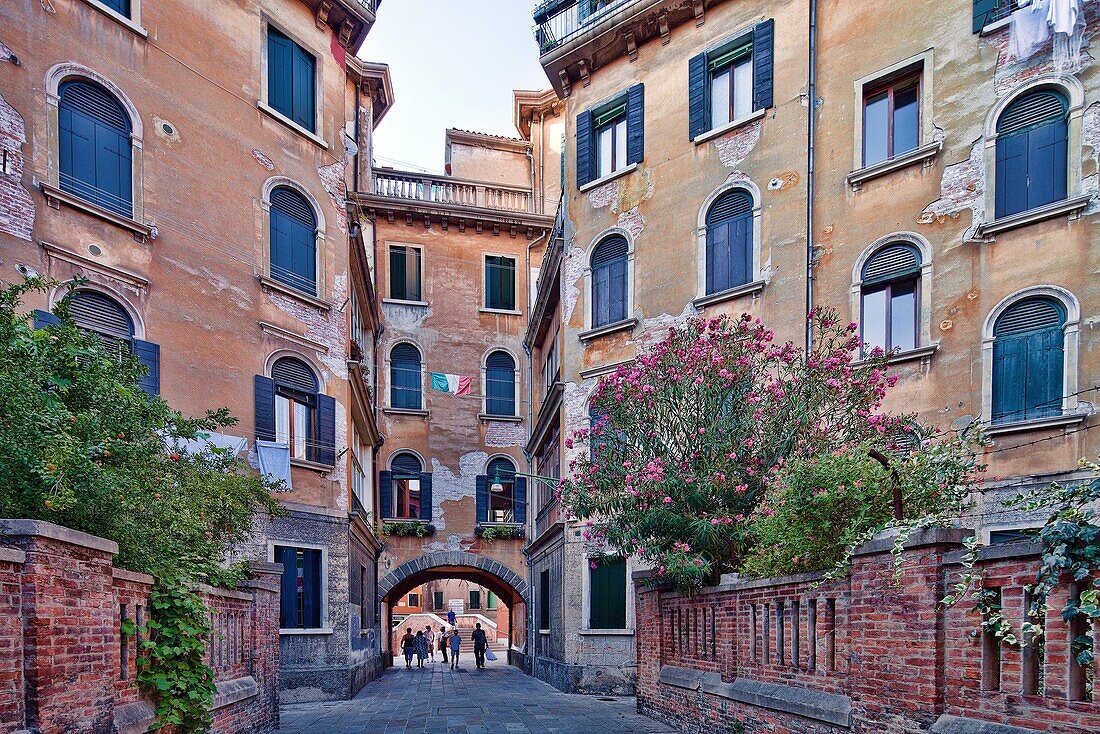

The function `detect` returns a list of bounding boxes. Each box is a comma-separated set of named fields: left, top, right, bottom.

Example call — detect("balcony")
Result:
left=534, top=0, right=636, bottom=54
left=978, top=0, right=1019, bottom=31
left=297, top=0, right=379, bottom=50
left=372, top=169, right=532, bottom=213
left=524, top=203, right=565, bottom=348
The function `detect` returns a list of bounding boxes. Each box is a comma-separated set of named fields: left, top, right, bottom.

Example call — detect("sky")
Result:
left=359, top=0, right=552, bottom=174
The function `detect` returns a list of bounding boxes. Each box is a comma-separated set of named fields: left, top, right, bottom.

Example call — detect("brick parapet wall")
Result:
left=0, top=519, right=282, bottom=734
left=636, top=527, right=1100, bottom=734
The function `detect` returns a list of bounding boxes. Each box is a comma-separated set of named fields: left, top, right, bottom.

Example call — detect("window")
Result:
left=589, top=557, right=627, bottom=629
left=469, top=590, right=481, bottom=610
left=434, top=591, right=444, bottom=610
left=536, top=425, right=561, bottom=511
left=485, top=351, right=517, bottom=417
left=989, top=528, right=1034, bottom=544
left=485, top=255, right=516, bottom=311
left=390, top=343, right=423, bottom=409
left=994, top=89, right=1068, bottom=219
left=58, top=80, right=133, bottom=218
left=275, top=545, right=322, bottom=629
left=54, top=290, right=159, bottom=395
left=272, top=356, right=319, bottom=461
left=487, top=592, right=497, bottom=610
left=992, top=298, right=1066, bottom=424
left=688, top=21, right=774, bottom=140
left=267, top=26, right=315, bottom=132
left=388, top=245, right=422, bottom=302
left=543, top=331, right=560, bottom=396
left=486, top=457, right=516, bottom=523
left=704, top=189, right=753, bottom=295
left=98, top=0, right=132, bottom=17
left=539, top=569, right=551, bottom=630
left=407, top=593, right=419, bottom=608
left=590, top=235, right=629, bottom=328
left=269, top=187, right=317, bottom=296
left=389, top=452, right=423, bottom=519
left=859, top=244, right=921, bottom=355
left=576, top=84, right=643, bottom=187
left=863, top=73, right=920, bottom=167
left=973, top=1, right=1020, bottom=33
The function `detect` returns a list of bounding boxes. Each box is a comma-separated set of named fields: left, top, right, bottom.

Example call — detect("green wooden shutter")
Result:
left=973, top=0, right=997, bottom=32
left=752, top=19, right=774, bottom=111
left=476, top=474, right=489, bottom=524
left=626, top=84, right=645, bottom=165
left=590, top=557, right=627, bottom=629
left=688, top=52, right=710, bottom=139
left=576, top=110, right=594, bottom=187
left=378, top=471, right=393, bottom=519
left=419, top=472, right=433, bottom=522
left=267, top=27, right=293, bottom=119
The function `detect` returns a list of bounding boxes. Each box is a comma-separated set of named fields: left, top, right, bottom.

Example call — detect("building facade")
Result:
left=529, top=0, right=1100, bottom=695
left=0, top=0, right=390, bottom=702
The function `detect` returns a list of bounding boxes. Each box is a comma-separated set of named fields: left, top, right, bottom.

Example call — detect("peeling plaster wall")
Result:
left=0, top=90, right=33, bottom=242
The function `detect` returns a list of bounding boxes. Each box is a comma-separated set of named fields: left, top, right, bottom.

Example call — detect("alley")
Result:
left=275, top=659, right=675, bottom=734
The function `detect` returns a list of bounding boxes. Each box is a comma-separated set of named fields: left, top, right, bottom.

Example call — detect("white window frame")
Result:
left=267, top=540, right=332, bottom=634
left=694, top=180, right=764, bottom=306
left=383, top=242, right=427, bottom=306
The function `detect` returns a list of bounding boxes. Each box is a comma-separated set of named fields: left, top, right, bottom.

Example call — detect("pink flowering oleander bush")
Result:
left=559, top=308, right=983, bottom=592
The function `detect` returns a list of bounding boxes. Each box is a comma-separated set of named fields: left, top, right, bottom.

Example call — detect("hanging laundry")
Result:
left=255, top=440, right=293, bottom=489
left=169, top=431, right=248, bottom=457
left=1010, top=0, right=1052, bottom=60
left=1048, top=0, right=1085, bottom=72
left=430, top=372, right=473, bottom=395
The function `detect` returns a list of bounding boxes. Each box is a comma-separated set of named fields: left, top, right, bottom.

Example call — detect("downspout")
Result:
left=805, top=0, right=818, bottom=354
left=538, top=111, right=546, bottom=214
left=353, top=82, right=361, bottom=194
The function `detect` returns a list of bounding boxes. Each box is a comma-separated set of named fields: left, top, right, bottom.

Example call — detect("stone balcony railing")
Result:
left=371, top=169, right=533, bottom=214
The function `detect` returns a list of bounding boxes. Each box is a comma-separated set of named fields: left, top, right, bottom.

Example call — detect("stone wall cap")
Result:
left=198, top=582, right=252, bottom=601
left=113, top=700, right=156, bottom=734
left=931, top=714, right=1043, bottom=734
left=112, top=567, right=154, bottom=585
left=0, top=519, right=119, bottom=555
left=248, top=560, right=284, bottom=574
left=851, top=525, right=970, bottom=557
left=0, top=546, right=26, bottom=564
left=944, top=540, right=1043, bottom=566
left=212, top=675, right=259, bottom=710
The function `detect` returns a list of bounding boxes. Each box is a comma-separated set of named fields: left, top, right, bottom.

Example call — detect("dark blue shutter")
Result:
left=993, top=299, right=1065, bottom=423
left=132, top=339, right=160, bottom=396
left=476, top=475, right=489, bottom=524
left=270, top=188, right=317, bottom=296
left=254, top=375, right=277, bottom=442
left=995, top=133, right=1029, bottom=219
left=609, top=256, right=627, bottom=322
left=33, top=309, right=61, bottom=329
left=626, top=84, right=644, bottom=165
left=752, top=20, right=774, bottom=112
left=101, top=0, right=130, bottom=16
left=302, top=548, right=321, bottom=628
left=576, top=110, right=594, bottom=188
left=391, top=344, right=422, bottom=409
left=486, top=351, right=516, bottom=416
left=291, top=43, right=316, bottom=131
left=514, top=476, right=527, bottom=525
left=58, top=81, right=132, bottom=218
left=688, top=52, right=710, bottom=139
left=379, top=471, right=393, bottom=519
left=973, top=0, right=997, bottom=32
left=706, top=191, right=753, bottom=294
left=1027, top=119, right=1068, bottom=211
left=419, top=472, right=433, bottom=521
left=268, top=28, right=294, bottom=120
left=315, top=393, right=336, bottom=466
left=996, top=91, right=1068, bottom=218
left=277, top=546, right=298, bottom=628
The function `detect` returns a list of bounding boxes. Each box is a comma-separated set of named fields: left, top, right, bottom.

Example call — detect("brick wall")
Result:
left=636, top=527, right=1100, bottom=734
left=0, top=520, right=281, bottom=734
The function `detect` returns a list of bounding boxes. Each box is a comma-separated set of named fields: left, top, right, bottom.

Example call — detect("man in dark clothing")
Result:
left=471, top=622, right=487, bottom=669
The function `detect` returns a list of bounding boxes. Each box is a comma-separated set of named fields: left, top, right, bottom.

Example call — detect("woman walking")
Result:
left=425, top=625, right=436, bottom=662
left=414, top=629, right=429, bottom=669
left=400, top=627, right=415, bottom=669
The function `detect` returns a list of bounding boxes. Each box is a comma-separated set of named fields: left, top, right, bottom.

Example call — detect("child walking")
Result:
left=449, top=626, right=461, bottom=670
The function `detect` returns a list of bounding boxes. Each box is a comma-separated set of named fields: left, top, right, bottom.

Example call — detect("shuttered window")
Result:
left=390, top=343, right=423, bottom=410
left=705, top=190, right=753, bottom=295
left=271, top=357, right=319, bottom=462
left=99, top=0, right=132, bottom=16
left=995, top=90, right=1068, bottom=219
left=992, top=298, right=1065, bottom=424
left=688, top=20, right=773, bottom=139
left=58, top=80, right=133, bottom=217
left=539, top=569, right=551, bottom=630
left=486, top=457, right=516, bottom=523
left=485, top=255, right=516, bottom=311
left=589, top=557, right=627, bottom=629
left=485, top=351, right=517, bottom=416
left=267, top=26, right=316, bottom=132
left=275, top=546, right=322, bottom=629
left=389, top=245, right=422, bottom=302
left=973, top=0, right=1018, bottom=33
left=577, top=84, right=643, bottom=187
left=270, top=187, right=317, bottom=296
left=860, top=245, right=921, bottom=355
left=389, top=452, right=423, bottom=519
left=591, top=235, right=629, bottom=328
left=67, top=290, right=160, bottom=395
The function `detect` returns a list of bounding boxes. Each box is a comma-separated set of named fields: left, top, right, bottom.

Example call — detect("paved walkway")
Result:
left=276, top=657, right=675, bottom=734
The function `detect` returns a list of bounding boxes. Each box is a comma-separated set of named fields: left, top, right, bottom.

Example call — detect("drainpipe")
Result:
left=538, top=111, right=546, bottom=215
left=353, top=83, right=361, bottom=194
left=805, top=0, right=819, bottom=354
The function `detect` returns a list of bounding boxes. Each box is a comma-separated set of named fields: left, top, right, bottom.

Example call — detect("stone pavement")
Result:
left=275, top=657, right=676, bottom=734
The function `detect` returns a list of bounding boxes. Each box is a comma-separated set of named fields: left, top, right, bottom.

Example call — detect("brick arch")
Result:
left=378, top=551, right=529, bottom=605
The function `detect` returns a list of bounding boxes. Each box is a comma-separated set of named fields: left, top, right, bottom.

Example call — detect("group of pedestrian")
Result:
left=399, top=617, right=490, bottom=671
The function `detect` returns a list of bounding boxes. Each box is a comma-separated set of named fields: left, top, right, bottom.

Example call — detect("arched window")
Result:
left=995, top=89, right=1068, bottom=219
left=591, top=235, right=629, bottom=328
left=58, top=80, right=133, bottom=217
left=705, top=189, right=753, bottom=295
left=485, top=351, right=516, bottom=417
left=486, top=457, right=517, bottom=523
left=390, top=452, right=423, bottom=519
left=272, top=356, right=318, bottom=461
left=270, top=187, right=317, bottom=296
left=390, top=343, right=423, bottom=410
left=70, top=289, right=134, bottom=354
left=860, top=244, right=921, bottom=354
left=992, top=298, right=1066, bottom=424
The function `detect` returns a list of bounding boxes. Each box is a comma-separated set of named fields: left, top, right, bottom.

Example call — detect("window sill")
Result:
left=986, top=412, right=1086, bottom=437
left=847, top=140, right=942, bottom=190
left=382, top=298, right=429, bottom=308
left=256, top=101, right=329, bottom=150
left=854, top=343, right=939, bottom=367
left=81, top=0, right=147, bottom=36
left=579, top=317, right=637, bottom=343
left=279, top=627, right=334, bottom=636
left=973, top=195, right=1092, bottom=238
left=538, top=629, right=551, bottom=635
left=692, top=280, right=766, bottom=309
left=980, top=17, right=1012, bottom=36
left=39, top=183, right=152, bottom=241
left=381, top=517, right=429, bottom=524
left=692, top=109, right=766, bottom=145
left=579, top=163, right=639, bottom=193
left=479, top=413, right=522, bottom=423
left=258, top=276, right=331, bottom=312
left=579, top=628, right=635, bottom=636
left=480, top=307, right=523, bottom=316
left=290, top=457, right=335, bottom=473
left=382, top=407, right=429, bottom=418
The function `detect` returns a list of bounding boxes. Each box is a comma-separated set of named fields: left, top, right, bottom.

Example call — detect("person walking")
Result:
left=449, top=626, right=461, bottom=670
left=439, top=625, right=449, bottom=664
left=471, top=622, right=487, bottom=669
left=425, top=625, right=436, bottom=662
left=400, top=627, right=415, bottom=669
left=447, top=608, right=456, bottom=626
left=414, top=630, right=429, bottom=669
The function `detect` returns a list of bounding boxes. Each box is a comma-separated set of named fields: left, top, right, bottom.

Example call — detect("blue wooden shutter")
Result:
left=609, top=256, right=628, bottom=323
left=688, top=52, right=710, bottom=139
left=514, top=476, right=527, bottom=525
left=270, top=188, right=317, bottom=295
left=592, top=236, right=629, bottom=327
left=291, top=43, right=316, bottom=131
left=476, top=474, right=489, bottom=524
left=486, top=351, right=516, bottom=416
left=33, top=310, right=61, bottom=329
left=752, top=20, right=774, bottom=111
left=995, top=133, right=1029, bottom=218
left=58, top=81, right=132, bottom=218
left=132, top=339, right=160, bottom=396
left=391, top=344, right=422, bottom=409
left=1027, top=119, right=1068, bottom=211
left=302, top=548, right=321, bottom=628
left=378, top=471, right=393, bottom=520
left=993, top=299, right=1065, bottom=423
left=315, top=393, right=336, bottom=466
left=268, top=28, right=293, bottom=119
left=254, top=375, right=277, bottom=442
left=576, top=110, right=594, bottom=188
left=626, top=84, right=645, bottom=165
left=277, top=546, right=298, bottom=627
left=419, top=472, right=433, bottom=521
left=973, top=0, right=997, bottom=32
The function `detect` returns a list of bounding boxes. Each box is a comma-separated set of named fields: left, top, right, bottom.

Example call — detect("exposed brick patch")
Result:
left=485, top=420, right=525, bottom=447
left=586, top=179, right=619, bottom=209
left=713, top=119, right=763, bottom=169
left=419, top=451, right=486, bottom=542
left=317, top=159, right=348, bottom=235
left=990, top=5, right=1098, bottom=94
left=919, top=140, right=985, bottom=239
left=561, top=244, right=587, bottom=325
left=251, top=149, right=275, bottom=171
left=637, top=303, right=698, bottom=352
left=617, top=207, right=644, bottom=240
left=0, top=91, right=34, bottom=242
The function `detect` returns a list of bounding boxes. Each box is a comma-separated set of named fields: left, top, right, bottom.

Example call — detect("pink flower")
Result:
left=663, top=496, right=673, bottom=504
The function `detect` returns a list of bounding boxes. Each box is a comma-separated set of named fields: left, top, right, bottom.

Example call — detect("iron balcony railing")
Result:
left=372, top=169, right=533, bottom=213
left=533, top=0, right=637, bottom=54
left=981, top=0, right=1020, bottom=29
